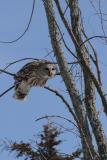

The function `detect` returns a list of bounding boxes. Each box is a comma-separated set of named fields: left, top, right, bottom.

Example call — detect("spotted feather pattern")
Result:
left=13, top=60, right=57, bottom=100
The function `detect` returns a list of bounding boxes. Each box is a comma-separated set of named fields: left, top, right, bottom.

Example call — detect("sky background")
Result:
left=0, top=0, right=107, bottom=159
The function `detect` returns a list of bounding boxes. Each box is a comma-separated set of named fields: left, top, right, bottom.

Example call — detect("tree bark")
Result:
left=43, top=0, right=98, bottom=159
left=54, top=0, right=107, bottom=116
left=68, top=0, right=107, bottom=159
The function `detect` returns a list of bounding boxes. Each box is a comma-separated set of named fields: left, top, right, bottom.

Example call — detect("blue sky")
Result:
left=0, top=0, right=107, bottom=159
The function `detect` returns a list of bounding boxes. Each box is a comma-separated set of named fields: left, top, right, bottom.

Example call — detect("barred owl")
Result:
left=13, top=60, right=57, bottom=100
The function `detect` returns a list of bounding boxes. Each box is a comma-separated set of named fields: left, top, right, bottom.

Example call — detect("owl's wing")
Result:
left=15, top=60, right=53, bottom=82
left=14, top=61, right=39, bottom=82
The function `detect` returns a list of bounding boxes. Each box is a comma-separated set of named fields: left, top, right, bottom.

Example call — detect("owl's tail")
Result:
left=13, top=81, right=31, bottom=101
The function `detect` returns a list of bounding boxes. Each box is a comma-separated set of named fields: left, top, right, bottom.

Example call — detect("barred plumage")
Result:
left=13, top=60, right=57, bottom=100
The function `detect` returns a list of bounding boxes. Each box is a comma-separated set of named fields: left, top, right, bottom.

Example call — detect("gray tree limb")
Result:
left=43, top=0, right=96, bottom=159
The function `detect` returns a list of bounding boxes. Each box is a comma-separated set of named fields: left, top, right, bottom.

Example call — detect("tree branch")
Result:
left=0, top=0, right=35, bottom=43
left=0, top=69, right=15, bottom=77
left=35, top=114, right=78, bottom=129
left=43, top=1, right=95, bottom=159
left=55, top=0, right=107, bottom=115
left=0, top=85, right=15, bottom=98
left=44, top=86, right=78, bottom=123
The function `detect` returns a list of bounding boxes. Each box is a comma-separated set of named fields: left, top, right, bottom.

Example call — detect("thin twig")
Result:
left=52, top=121, right=80, bottom=137
left=82, top=31, right=102, bottom=85
left=36, top=142, right=48, bottom=160
left=0, top=69, right=15, bottom=77
left=63, top=3, right=69, bottom=15
left=0, top=58, right=79, bottom=75
left=0, top=85, right=15, bottom=98
left=80, top=35, right=107, bottom=47
left=0, top=58, right=39, bottom=73
left=35, top=115, right=78, bottom=129
left=44, top=86, right=78, bottom=123
left=0, top=0, right=35, bottom=43
left=98, top=0, right=107, bottom=43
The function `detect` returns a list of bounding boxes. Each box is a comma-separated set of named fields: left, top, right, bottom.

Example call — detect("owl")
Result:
left=13, top=60, right=57, bottom=100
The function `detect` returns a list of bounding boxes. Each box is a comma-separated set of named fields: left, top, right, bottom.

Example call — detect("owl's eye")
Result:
left=52, top=68, right=55, bottom=70
left=45, top=67, right=49, bottom=71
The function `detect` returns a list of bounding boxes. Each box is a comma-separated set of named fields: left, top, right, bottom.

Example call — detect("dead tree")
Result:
left=43, top=0, right=107, bottom=159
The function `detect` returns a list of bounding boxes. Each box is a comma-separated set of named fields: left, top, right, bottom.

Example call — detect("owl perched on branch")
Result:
left=13, top=60, right=57, bottom=100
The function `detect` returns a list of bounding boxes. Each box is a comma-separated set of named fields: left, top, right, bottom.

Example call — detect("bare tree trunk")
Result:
left=68, top=1, right=107, bottom=159
left=53, top=0, right=107, bottom=116
left=43, top=0, right=97, bottom=159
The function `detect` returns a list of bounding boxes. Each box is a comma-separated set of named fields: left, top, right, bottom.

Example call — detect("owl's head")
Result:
left=39, top=63, right=57, bottom=79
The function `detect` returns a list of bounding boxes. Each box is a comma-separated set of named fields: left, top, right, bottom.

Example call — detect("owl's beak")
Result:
left=48, top=71, right=53, bottom=77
